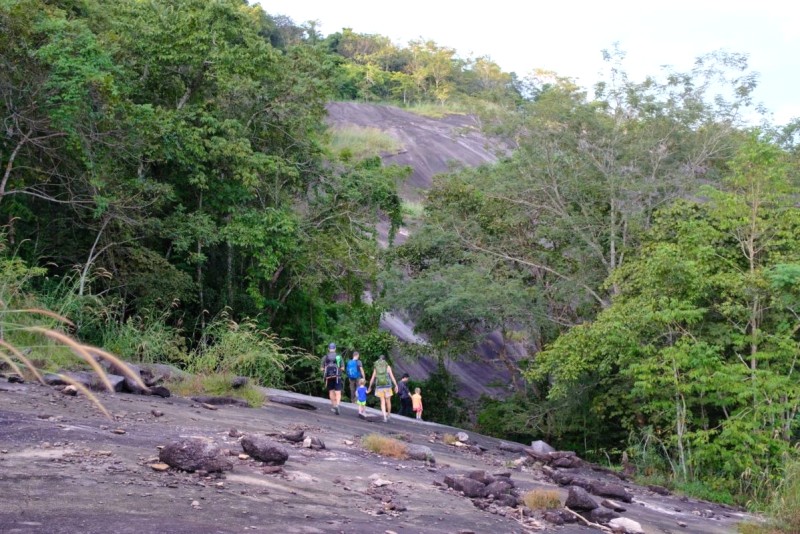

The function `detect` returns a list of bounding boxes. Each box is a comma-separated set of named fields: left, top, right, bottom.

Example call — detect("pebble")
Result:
left=149, top=463, right=170, bottom=472
left=111, top=428, right=126, bottom=435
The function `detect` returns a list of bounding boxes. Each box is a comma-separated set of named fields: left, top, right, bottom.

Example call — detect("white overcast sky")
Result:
left=257, top=1, right=800, bottom=125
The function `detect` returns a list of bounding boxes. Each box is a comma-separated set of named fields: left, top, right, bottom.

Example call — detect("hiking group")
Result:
left=321, top=343, right=423, bottom=423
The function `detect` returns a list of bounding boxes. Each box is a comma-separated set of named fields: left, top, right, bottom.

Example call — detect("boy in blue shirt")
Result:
left=356, top=378, right=368, bottom=418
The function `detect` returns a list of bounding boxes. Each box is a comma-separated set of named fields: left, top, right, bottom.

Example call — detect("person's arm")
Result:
left=388, top=367, right=398, bottom=391
left=367, top=369, right=375, bottom=392
left=359, top=361, right=365, bottom=380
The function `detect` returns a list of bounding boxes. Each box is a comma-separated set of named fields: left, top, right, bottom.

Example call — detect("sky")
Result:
left=257, top=1, right=800, bottom=125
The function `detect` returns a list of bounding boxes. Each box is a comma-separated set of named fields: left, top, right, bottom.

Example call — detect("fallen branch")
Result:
left=563, top=508, right=612, bottom=533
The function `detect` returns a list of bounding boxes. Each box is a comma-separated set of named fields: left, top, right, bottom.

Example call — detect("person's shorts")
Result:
left=375, top=386, right=392, bottom=399
left=326, top=378, right=343, bottom=392
left=357, top=400, right=366, bottom=407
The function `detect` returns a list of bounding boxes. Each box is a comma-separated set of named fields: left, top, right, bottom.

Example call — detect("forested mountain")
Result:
left=3, top=0, right=800, bottom=517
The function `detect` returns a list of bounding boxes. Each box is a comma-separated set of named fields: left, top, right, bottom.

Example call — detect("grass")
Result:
left=522, top=489, right=562, bottom=510
left=329, top=125, right=403, bottom=161
left=361, top=433, right=408, bottom=459
left=170, top=372, right=265, bottom=408
left=403, top=102, right=468, bottom=119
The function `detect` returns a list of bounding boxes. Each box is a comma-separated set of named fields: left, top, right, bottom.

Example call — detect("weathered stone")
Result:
left=590, top=507, right=620, bottom=523
left=466, top=470, right=495, bottom=485
left=443, top=476, right=486, bottom=498
left=543, top=511, right=564, bottom=525
left=151, top=409, right=164, bottom=417
left=564, top=486, right=598, bottom=511
left=484, top=480, right=514, bottom=496
left=47, top=371, right=126, bottom=392
left=494, top=494, right=518, bottom=507
left=303, top=436, right=325, bottom=450
left=647, top=484, right=671, bottom=496
left=148, top=386, right=171, bottom=398
left=456, top=432, right=469, bottom=442
left=149, top=463, right=170, bottom=472
left=103, top=361, right=148, bottom=394
left=241, top=435, right=289, bottom=465
left=608, top=517, right=644, bottom=533
left=267, top=395, right=318, bottom=411
left=282, top=429, right=305, bottom=443
left=551, top=455, right=582, bottom=468
left=159, top=438, right=232, bottom=473
left=498, top=442, right=525, bottom=453
left=191, top=396, right=248, bottom=407
left=601, top=499, right=627, bottom=512
left=530, top=440, right=555, bottom=455
left=492, top=471, right=512, bottom=479
left=62, top=385, right=78, bottom=396
left=231, top=376, right=248, bottom=388
left=588, top=482, right=633, bottom=503
left=406, top=444, right=435, bottom=463
left=8, top=374, right=24, bottom=383
left=550, top=470, right=575, bottom=486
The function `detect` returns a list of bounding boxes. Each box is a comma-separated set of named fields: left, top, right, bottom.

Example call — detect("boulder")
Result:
left=443, top=475, right=486, bottom=498
left=608, top=517, right=644, bottom=534
left=590, top=507, right=620, bottom=523
left=241, top=436, right=289, bottom=465
left=484, top=480, right=514, bottom=496
left=102, top=361, right=148, bottom=394
left=466, top=470, right=495, bottom=485
left=231, top=376, right=248, bottom=388
left=148, top=385, right=171, bottom=398
left=406, top=444, right=435, bottom=463
left=282, top=429, right=305, bottom=443
left=191, top=396, right=249, bottom=407
left=159, top=438, right=232, bottom=473
left=494, top=494, right=518, bottom=507
left=589, top=482, right=633, bottom=503
left=647, top=484, right=671, bottom=496
left=565, top=486, right=598, bottom=511
left=530, top=440, right=556, bottom=455
left=302, top=436, right=325, bottom=450
left=601, top=499, right=627, bottom=512
left=551, top=455, right=583, bottom=468
left=456, top=432, right=470, bottom=442
left=498, top=442, right=525, bottom=453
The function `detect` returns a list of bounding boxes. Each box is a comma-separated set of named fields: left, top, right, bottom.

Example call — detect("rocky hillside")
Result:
left=326, top=102, right=522, bottom=399
left=0, top=374, right=753, bottom=533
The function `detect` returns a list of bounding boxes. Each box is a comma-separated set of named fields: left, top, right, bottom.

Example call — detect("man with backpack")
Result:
left=346, top=351, right=365, bottom=405
left=397, top=373, right=413, bottom=417
left=320, top=343, right=344, bottom=415
left=367, top=354, right=398, bottom=423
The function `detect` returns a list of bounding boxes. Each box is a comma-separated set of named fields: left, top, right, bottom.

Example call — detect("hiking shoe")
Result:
left=358, top=413, right=366, bottom=419
left=330, top=407, right=336, bottom=414
left=383, top=416, right=388, bottom=423
left=334, top=406, right=340, bottom=415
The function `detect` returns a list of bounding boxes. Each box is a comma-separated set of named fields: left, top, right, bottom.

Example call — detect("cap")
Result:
left=328, top=343, right=336, bottom=350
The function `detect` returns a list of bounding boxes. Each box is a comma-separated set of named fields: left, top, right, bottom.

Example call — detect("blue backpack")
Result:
left=346, top=359, right=361, bottom=379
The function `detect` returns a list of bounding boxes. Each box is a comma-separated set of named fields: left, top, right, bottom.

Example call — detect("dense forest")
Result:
left=4, top=0, right=800, bottom=519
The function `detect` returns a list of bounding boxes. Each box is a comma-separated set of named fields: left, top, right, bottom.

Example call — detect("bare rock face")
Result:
left=241, top=435, right=289, bottom=465
left=530, top=440, right=555, bottom=455
left=565, top=486, right=598, bottom=511
left=159, top=438, right=232, bottom=473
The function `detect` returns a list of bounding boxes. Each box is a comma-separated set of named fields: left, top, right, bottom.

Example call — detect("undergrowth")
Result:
left=361, top=433, right=408, bottom=459
left=170, top=373, right=265, bottom=408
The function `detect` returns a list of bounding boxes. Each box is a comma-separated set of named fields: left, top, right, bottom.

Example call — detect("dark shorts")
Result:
left=326, top=377, right=343, bottom=392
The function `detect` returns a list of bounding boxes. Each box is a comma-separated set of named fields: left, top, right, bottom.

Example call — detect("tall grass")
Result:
left=329, top=125, right=403, bottom=161
left=170, top=372, right=265, bottom=407
left=362, top=434, right=408, bottom=459
left=523, top=489, right=562, bottom=510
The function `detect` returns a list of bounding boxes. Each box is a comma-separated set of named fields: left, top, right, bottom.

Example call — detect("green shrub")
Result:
left=329, top=125, right=402, bottom=161
left=170, top=373, right=264, bottom=408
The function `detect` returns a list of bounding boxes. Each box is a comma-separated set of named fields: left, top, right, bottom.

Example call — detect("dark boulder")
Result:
left=590, top=507, right=620, bottom=523
left=565, top=486, right=598, bottom=511
left=588, top=482, right=633, bottom=503
left=241, top=436, right=289, bottom=465
left=159, top=438, right=232, bottom=473
left=443, top=475, right=487, bottom=498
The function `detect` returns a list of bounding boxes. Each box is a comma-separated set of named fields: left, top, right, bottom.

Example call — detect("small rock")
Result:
left=149, top=463, right=170, bottom=472
left=8, top=374, right=24, bottom=383
left=453, top=441, right=467, bottom=448
left=343, top=440, right=354, bottom=446
left=159, top=437, right=233, bottom=473
left=530, top=439, right=556, bottom=454
left=456, top=432, right=469, bottom=442
left=373, top=479, right=392, bottom=487
left=191, top=500, right=200, bottom=507
left=241, top=436, right=289, bottom=466
left=262, top=466, right=282, bottom=474
left=601, top=499, right=627, bottom=512
left=238, top=454, right=250, bottom=460
left=678, top=521, right=687, bottom=528
left=200, top=403, right=218, bottom=411
left=150, top=409, right=164, bottom=417
left=608, top=517, right=644, bottom=533
left=229, top=428, right=242, bottom=438
left=282, top=429, right=305, bottom=443
left=111, top=428, right=126, bottom=435
left=62, top=385, right=78, bottom=396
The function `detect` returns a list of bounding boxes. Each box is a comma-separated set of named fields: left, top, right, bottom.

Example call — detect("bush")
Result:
left=765, top=460, right=800, bottom=533
left=523, top=489, right=562, bottom=510
left=361, top=434, right=408, bottom=459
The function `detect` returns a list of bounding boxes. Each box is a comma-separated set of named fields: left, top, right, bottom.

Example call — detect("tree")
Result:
left=530, top=134, right=800, bottom=498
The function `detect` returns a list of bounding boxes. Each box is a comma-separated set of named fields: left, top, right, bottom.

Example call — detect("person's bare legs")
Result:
left=379, top=393, right=388, bottom=421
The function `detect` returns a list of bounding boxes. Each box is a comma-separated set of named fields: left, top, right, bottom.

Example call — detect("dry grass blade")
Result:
left=26, top=327, right=114, bottom=392
left=55, top=373, right=112, bottom=419
left=0, top=339, right=45, bottom=384
left=9, top=308, right=75, bottom=327
left=84, top=346, right=147, bottom=390
left=0, top=351, right=24, bottom=378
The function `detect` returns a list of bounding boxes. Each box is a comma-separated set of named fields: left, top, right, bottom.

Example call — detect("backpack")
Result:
left=374, top=359, right=390, bottom=387
left=346, top=359, right=361, bottom=379
left=324, top=355, right=340, bottom=381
